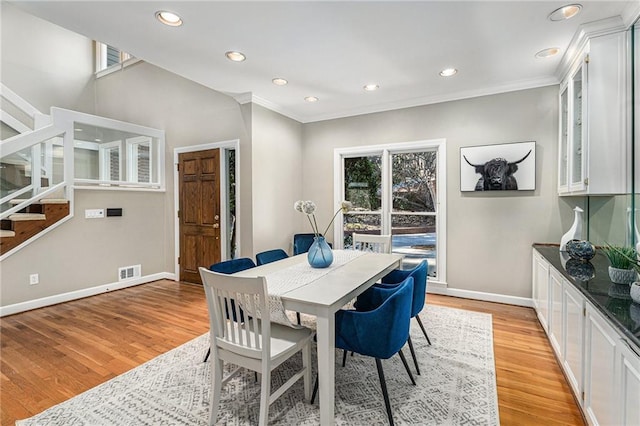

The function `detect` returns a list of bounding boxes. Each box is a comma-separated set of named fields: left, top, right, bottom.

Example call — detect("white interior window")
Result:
left=126, top=136, right=153, bottom=183
left=98, top=141, right=121, bottom=181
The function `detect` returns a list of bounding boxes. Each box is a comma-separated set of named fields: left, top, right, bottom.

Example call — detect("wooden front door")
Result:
left=179, top=149, right=221, bottom=284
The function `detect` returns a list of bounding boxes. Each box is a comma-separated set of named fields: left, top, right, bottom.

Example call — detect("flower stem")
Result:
left=306, top=215, right=318, bottom=236
left=322, top=207, right=342, bottom=237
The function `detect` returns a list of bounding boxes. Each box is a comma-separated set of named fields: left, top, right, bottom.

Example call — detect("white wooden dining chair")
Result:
left=199, top=267, right=314, bottom=426
left=352, top=233, right=392, bottom=253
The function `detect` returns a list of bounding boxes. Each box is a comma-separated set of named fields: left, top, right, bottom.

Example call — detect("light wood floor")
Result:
left=0, top=280, right=584, bottom=425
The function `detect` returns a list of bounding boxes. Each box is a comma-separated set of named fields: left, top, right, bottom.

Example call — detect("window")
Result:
left=95, top=42, right=138, bottom=76
left=51, top=107, right=165, bottom=191
left=127, top=136, right=153, bottom=183
left=99, top=141, right=121, bottom=181
left=334, top=140, right=446, bottom=282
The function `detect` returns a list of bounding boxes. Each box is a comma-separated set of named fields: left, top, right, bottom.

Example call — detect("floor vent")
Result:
left=118, top=264, right=141, bottom=281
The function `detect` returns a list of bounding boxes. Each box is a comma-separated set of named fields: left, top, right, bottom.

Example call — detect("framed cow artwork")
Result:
left=460, top=141, right=536, bottom=192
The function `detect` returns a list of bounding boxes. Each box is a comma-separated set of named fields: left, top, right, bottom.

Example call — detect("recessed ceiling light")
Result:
left=439, top=68, right=458, bottom=77
left=95, top=138, right=102, bottom=142
left=363, top=84, right=379, bottom=91
left=548, top=4, right=582, bottom=21
left=535, top=47, right=561, bottom=58
left=155, top=10, right=183, bottom=26
left=304, top=96, right=319, bottom=103
left=272, top=78, right=288, bottom=86
left=74, top=128, right=83, bottom=132
left=226, top=51, right=246, bottom=62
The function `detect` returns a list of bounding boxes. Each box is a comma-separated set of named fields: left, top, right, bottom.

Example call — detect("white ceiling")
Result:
left=10, top=1, right=640, bottom=123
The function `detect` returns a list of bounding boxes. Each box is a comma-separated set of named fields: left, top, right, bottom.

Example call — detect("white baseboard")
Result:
left=428, top=282, right=534, bottom=308
left=0, top=272, right=177, bottom=317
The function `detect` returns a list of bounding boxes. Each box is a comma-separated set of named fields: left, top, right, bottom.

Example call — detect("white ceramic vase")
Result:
left=608, top=266, right=637, bottom=285
left=560, top=207, right=583, bottom=252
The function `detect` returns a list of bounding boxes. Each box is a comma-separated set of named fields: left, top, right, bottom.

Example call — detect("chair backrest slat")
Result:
left=199, top=267, right=269, bottom=358
left=353, top=233, right=392, bottom=254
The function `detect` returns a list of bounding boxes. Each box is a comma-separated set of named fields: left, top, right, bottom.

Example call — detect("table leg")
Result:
left=316, top=312, right=335, bottom=425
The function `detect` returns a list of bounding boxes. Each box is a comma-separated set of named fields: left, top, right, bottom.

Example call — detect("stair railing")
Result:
left=0, top=124, right=68, bottom=220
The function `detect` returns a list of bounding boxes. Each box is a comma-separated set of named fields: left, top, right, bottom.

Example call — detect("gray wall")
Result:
left=302, top=87, right=579, bottom=298
left=1, top=2, right=95, bottom=114
left=251, top=104, right=304, bottom=255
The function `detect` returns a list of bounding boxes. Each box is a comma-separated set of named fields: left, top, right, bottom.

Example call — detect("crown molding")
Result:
left=299, top=76, right=559, bottom=123
left=622, top=1, right=640, bottom=28
left=555, top=16, right=627, bottom=83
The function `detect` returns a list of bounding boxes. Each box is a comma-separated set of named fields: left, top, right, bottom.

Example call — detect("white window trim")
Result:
left=98, top=140, right=122, bottom=181
left=333, top=139, right=447, bottom=286
left=126, top=136, right=153, bottom=183
left=95, top=42, right=141, bottom=78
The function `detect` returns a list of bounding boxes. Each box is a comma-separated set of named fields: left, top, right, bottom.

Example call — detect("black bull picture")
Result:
left=460, top=142, right=536, bottom=192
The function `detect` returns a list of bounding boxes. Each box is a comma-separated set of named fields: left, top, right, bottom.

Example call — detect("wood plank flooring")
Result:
left=0, top=280, right=584, bottom=425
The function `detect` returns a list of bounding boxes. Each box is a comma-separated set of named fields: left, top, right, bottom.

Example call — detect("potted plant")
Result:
left=602, top=244, right=638, bottom=285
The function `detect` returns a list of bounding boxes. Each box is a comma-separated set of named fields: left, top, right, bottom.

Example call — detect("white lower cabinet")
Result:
left=618, top=340, right=640, bottom=426
left=532, top=249, right=640, bottom=426
left=532, top=250, right=550, bottom=332
left=549, top=268, right=565, bottom=358
left=584, top=304, right=618, bottom=426
left=563, top=283, right=584, bottom=399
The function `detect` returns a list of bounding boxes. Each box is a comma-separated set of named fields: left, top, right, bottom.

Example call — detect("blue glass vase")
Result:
left=307, top=236, right=333, bottom=268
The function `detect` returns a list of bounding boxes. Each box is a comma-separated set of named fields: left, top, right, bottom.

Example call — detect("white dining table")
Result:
left=234, top=250, right=403, bottom=425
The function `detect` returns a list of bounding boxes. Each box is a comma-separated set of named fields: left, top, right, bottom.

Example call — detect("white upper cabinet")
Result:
left=558, top=30, right=629, bottom=196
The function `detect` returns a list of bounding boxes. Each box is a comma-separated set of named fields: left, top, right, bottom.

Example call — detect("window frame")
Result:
left=333, top=139, right=447, bottom=285
left=126, top=136, right=153, bottom=183
left=95, top=42, right=140, bottom=78
left=98, top=140, right=122, bottom=181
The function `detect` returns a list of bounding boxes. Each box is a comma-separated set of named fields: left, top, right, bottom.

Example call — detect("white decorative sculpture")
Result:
left=560, top=206, right=583, bottom=252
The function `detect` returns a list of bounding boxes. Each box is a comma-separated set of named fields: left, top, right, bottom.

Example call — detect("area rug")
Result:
left=17, top=305, right=499, bottom=425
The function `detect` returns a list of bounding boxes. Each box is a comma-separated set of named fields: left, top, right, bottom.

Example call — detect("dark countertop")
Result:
left=533, top=244, right=640, bottom=351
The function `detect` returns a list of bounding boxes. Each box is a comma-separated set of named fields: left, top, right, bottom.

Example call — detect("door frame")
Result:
left=173, top=139, right=240, bottom=281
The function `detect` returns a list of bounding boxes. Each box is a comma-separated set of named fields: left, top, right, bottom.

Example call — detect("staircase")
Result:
left=0, top=199, right=70, bottom=254
left=1, top=84, right=72, bottom=260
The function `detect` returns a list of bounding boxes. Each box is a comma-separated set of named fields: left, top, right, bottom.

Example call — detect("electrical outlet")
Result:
left=29, top=274, right=39, bottom=285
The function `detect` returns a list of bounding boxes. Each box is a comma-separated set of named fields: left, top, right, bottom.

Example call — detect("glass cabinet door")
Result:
left=570, top=62, right=586, bottom=191
left=558, top=85, right=569, bottom=192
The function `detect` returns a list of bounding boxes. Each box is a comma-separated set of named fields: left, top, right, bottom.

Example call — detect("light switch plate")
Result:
left=85, top=209, right=105, bottom=219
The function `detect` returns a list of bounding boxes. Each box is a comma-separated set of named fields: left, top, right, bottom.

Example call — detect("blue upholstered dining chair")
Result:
left=312, top=277, right=415, bottom=426
left=292, top=233, right=332, bottom=255
left=355, top=260, right=429, bottom=375
left=256, top=248, right=288, bottom=266
left=293, top=233, right=317, bottom=255
left=203, top=257, right=257, bottom=362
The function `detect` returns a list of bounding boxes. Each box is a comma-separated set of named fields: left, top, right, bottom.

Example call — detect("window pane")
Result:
left=136, top=144, right=150, bottom=183
left=392, top=214, right=436, bottom=277
left=344, top=156, right=381, bottom=211
left=392, top=151, right=437, bottom=213
left=343, top=213, right=381, bottom=248
left=106, top=45, right=120, bottom=67
left=109, top=148, right=120, bottom=180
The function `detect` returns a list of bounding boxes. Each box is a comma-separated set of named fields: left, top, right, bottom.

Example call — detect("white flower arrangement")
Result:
left=294, top=200, right=353, bottom=237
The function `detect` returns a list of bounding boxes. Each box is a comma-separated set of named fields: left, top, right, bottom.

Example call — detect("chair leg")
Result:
left=397, top=348, right=416, bottom=385
left=210, top=359, right=223, bottom=426
left=204, top=347, right=210, bottom=363
left=406, top=336, right=420, bottom=375
left=258, top=367, right=271, bottom=426
left=415, top=314, right=431, bottom=345
left=311, top=375, right=319, bottom=405
left=342, top=349, right=348, bottom=367
left=375, top=358, right=395, bottom=426
left=302, top=343, right=312, bottom=401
